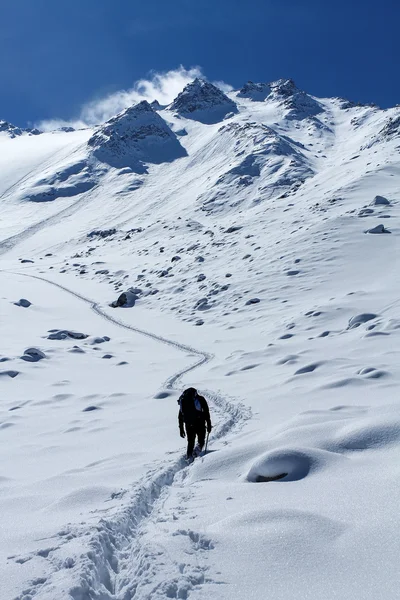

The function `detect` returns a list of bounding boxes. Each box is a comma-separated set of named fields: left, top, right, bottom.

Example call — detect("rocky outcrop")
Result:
left=169, top=79, right=238, bottom=124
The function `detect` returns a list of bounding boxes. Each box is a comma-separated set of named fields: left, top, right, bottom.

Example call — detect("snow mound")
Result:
left=333, top=419, right=400, bottom=451
left=169, top=78, right=238, bottom=124
left=88, top=100, right=187, bottom=170
left=348, top=313, right=378, bottom=329
left=246, top=447, right=335, bottom=482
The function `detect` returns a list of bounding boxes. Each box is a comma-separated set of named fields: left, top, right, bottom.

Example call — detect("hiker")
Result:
left=178, top=387, right=212, bottom=459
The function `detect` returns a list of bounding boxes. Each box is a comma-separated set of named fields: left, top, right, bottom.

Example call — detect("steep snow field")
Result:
left=1, top=79, right=400, bottom=599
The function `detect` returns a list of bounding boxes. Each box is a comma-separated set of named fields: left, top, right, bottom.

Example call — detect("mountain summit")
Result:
left=88, top=100, right=186, bottom=170
left=169, top=78, right=238, bottom=124
left=268, top=78, right=323, bottom=119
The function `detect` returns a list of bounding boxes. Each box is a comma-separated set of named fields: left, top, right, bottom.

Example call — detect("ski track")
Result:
left=0, top=182, right=102, bottom=257
left=9, top=271, right=251, bottom=600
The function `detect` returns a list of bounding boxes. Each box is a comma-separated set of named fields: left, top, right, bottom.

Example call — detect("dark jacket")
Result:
left=178, top=394, right=211, bottom=431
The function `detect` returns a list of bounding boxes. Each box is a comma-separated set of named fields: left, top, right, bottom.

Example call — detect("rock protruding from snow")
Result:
left=267, top=79, right=323, bottom=120
left=169, top=79, right=238, bottom=124
left=0, top=120, right=41, bottom=139
left=88, top=101, right=187, bottom=170
left=47, top=330, right=88, bottom=340
left=20, top=348, right=46, bottom=362
left=110, top=289, right=140, bottom=308
left=237, top=81, right=272, bottom=102
left=379, top=115, right=400, bottom=140
left=365, top=224, right=391, bottom=234
left=371, top=195, right=390, bottom=206
left=14, top=299, right=31, bottom=308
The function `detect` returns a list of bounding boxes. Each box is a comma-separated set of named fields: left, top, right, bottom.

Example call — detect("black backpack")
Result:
left=179, top=389, right=203, bottom=425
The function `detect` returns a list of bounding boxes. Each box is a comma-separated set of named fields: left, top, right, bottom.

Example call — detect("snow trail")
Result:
left=9, top=271, right=250, bottom=600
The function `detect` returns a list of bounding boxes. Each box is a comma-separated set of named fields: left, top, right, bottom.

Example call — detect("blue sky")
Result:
left=1, top=0, right=398, bottom=127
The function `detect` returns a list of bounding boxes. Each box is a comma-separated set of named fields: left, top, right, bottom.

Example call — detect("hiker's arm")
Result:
left=199, top=396, right=212, bottom=430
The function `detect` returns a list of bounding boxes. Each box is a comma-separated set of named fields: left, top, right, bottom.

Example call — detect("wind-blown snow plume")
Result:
left=39, top=66, right=232, bottom=131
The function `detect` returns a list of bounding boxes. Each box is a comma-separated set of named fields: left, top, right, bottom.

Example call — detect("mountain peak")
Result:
left=0, top=119, right=41, bottom=139
left=88, top=101, right=186, bottom=170
left=237, top=81, right=271, bottom=101
left=169, top=78, right=238, bottom=124
left=268, top=79, right=323, bottom=120
left=269, top=78, right=298, bottom=96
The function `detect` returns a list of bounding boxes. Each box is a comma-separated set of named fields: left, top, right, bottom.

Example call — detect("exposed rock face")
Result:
left=237, top=81, right=272, bottom=102
left=88, top=101, right=187, bottom=170
left=379, top=115, right=400, bottom=139
left=0, top=120, right=41, bottom=139
left=169, top=79, right=238, bottom=124
left=268, top=79, right=323, bottom=120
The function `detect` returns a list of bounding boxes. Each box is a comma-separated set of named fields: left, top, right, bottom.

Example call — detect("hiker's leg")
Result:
left=197, top=421, right=206, bottom=450
left=186, top=425, right=196, bottom=458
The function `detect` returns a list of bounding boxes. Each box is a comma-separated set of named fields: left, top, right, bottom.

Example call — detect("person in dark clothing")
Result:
left=178, top=387, right=212, bottom=459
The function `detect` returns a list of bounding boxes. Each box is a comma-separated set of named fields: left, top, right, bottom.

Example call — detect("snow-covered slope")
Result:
left=1, top=78, right=400, bottom=600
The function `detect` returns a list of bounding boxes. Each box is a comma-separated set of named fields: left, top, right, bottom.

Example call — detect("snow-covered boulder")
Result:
left=88, top=100, right=186, bottom=170
left=110, top=289, right=140, bottom=308
left=169, top=79, right=238, bottom=124
left=348, top=313, right=378, bottom=329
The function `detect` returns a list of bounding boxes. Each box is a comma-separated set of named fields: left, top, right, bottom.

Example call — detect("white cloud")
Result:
left=38, top=66, right=233, bottom=132
left=212, top=80, right=234, bottom=93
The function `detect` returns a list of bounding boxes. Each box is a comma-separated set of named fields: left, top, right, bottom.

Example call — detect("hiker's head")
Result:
left=183, top=387, right=197, bottom=400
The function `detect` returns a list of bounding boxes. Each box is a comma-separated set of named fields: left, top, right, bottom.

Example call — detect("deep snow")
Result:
left=1, top=78, right=400, bottom=600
